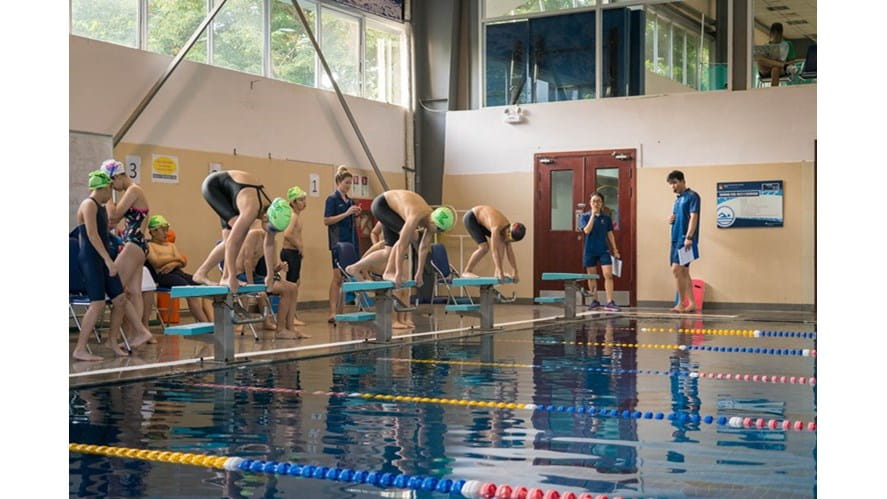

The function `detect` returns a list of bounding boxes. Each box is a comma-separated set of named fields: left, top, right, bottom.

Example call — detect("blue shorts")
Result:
left=670, top=243, right=699, bottom=266
left=584, top=253, right=612, bottom=268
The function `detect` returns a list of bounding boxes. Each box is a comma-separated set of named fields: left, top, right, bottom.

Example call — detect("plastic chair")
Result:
left=429, top=243, right=473, bottom=306
left=69, top=237, right=131, bottom=352
left=334, top=242, right=375, bottom=311
left=799, top=44, right=816, bottom=81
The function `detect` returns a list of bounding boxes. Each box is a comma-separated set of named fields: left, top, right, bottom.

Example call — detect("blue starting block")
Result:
left=539, top=272, right=599, bottom=320
left=335, top=280, right=416, bottom=342
left=448, top=276, right=514, bottom=330
left=164, top=284, right=268, bottom=362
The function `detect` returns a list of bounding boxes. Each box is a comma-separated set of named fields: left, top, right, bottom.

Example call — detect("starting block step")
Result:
left=170, top=284, right=266, bottom=298
left=452, top=277, right=500, bottom=287
left=541, top=272, right=599, bottom=281
left=445, top=304, right=481, bottom=313
left=335, top=312, right=377, bottom=322
left=165, top=322, right=215, bottom=336
left=342, top=280, right=416, bottom=293
left=534, top=296, right=565, bottom=304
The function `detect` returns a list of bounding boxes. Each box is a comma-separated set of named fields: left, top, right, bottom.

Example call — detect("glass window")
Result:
left=672, top=29, right=685, bottom=84
left=602, top=7, right=645, bottom=98
left=321, top=7, right=361, bottom=95
left=71, top=0, right=139, bottom=48
left=270, top=0, right=316, bottom=86
left=366, top=22, right=403, bottom=105
left=656, top=16, right=670, bottom=75
left=550, top=170, right=574, bottom=231
left=686, top=32, right=698, bottom=89
left=485, top=20, right=530, bottom=107
left=485, top=0, right=594, bottom=19
left=595, top=168, right=619, bottom=229
left=147, top=0, right=207, bottom=63
left=212, top=0, right=263, bottom=75
left=531, top=10, right=596, bottom=103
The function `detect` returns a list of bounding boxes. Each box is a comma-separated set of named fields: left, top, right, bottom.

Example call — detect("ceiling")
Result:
left=754, top=0, right=816, bottom=42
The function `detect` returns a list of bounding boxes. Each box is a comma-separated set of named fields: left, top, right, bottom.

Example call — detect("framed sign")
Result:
left=716, top=180, right=783, bottom=228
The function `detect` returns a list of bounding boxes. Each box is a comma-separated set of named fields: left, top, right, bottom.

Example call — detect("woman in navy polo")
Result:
left=323, top=165, right=361, bottom=323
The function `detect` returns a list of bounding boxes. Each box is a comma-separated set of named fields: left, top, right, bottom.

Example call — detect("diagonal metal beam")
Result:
left=288, top=0, right=390, bottom=191
left=113, top=0, right=230, bottom=147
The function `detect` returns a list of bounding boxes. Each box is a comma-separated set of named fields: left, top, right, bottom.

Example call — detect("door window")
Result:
left=550, top=170, right=574, bottom=230
left=596, top=168, right=620, bottom=229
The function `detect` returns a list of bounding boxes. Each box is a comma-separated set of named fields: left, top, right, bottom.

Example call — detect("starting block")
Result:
left=539, top=273, right=599, bottom=320
left=165, top=284, right=267, bottom=362
left=335, top=280, right=416, bottom=342
left=448, top=277, right=513, bottom=330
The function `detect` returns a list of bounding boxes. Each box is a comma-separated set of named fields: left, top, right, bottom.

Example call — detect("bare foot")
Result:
left=72, top=350, right=103, bottom=362
left=192, top=272, right=217, bottom=287
left=682, top=307, right=697, bottom=313
left=383, top=271, right=397, bottom=282
left=222, top=275, right=240, bottom=294
left=392, top=321, right=411, bottom=329
left=109, top=343, right=129, bottom=357
left=405, top=320, right=416, bottom=328
left=276, top=329, right=311, bottom=339
left=670, top=306, right=684, bottom=313
left=461, top=271, right=479, bottom=278
left=263, top=320, right=277, bottom=331
left=345, top=264, right=358, bottom=276
left=292, top=318, right=306, bottom=327
left=128, top=331, right=154, bottom=349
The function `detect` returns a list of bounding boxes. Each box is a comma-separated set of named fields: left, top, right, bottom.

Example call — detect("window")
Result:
left=71, top=0, right=139, bottom=48
left=320, top=7, right=361, bottom=95
left=365, top=22, right=403, bottom=104
left=270, top=0, right=317, bottom=86
left=485, top=0, right=594, bottom=19
left=212, top=0, right=263, bottom=75
left=70, top=0, right=408, bottom=106
left=147, top=0, right=207, bottom=63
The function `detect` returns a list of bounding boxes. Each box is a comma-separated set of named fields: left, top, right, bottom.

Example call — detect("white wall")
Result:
left=69, top=35, right=407, bottom=172
left=445, top=85, right=816, bottom=173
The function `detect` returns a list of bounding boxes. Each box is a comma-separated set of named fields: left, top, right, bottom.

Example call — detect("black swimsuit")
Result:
left=201, top=171, right=272, bottom=229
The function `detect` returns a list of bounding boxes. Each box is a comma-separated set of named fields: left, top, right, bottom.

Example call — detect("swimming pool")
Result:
left=69, top=317, right=817, bottom=497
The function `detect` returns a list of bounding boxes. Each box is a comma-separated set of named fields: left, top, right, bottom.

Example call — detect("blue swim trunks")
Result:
left=584, top=253, right=613, bottom=268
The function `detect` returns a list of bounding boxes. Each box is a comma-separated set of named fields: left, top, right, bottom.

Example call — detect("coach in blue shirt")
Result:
left=323, top=165, right=360, bottom=323
left=667, top=170, right=700, bottom=312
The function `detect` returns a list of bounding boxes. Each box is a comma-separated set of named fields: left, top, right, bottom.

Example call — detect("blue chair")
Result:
left=799, top=44, right=816, bottom=81
left=334, top=242, right=375, bottom=311
left=69, top=237, right=131, bottom=352
left=429, top=243, right=473, bottom=306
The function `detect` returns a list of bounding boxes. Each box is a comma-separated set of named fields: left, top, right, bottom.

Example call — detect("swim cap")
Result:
left=508, top=222, right=526, bottom=242
left=148, top=215, right=169, bottom=229
left=430, top=206, right=456, bottom=232
left=88, top=170, right=111, bottom=190
left=266, top=197, right=293, bottom=232
left=287, top=185, right=306, bottom=202
left=100, top=159, right=125, bottom=178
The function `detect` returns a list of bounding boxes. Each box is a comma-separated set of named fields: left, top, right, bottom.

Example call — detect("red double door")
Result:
left=533, top=149, right=636, bottom=306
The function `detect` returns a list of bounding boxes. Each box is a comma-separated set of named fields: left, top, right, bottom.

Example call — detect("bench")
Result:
left=539, top=272, right=600, bottom=320
left=164, top=284, right=268, bottom=362
left=335, top=280, right=416, bottom=342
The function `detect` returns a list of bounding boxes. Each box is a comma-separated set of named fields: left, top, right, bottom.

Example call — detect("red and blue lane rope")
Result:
left=189, top=383, right=817, bottom=432
left=69, top=443, right=620, bottom=498
left=378, top=357, right=816, bottom=386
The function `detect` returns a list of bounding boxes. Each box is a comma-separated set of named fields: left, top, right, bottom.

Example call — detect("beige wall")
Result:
left=442, top=161, right=814, bottom=306
left=113, top=142, right=405, bottom=303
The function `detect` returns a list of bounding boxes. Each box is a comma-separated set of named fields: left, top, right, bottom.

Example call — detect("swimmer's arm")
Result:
left=146, top=244, right=173, bottom=270
left=489, top=228, right=506, bottom=278
left=414, top=229, right=433, bottom=282
left=394, top=217, right=421, bottom=271
left=504, top=241, right=519, bottom=281
left=107, top=185, right=141, bottom=225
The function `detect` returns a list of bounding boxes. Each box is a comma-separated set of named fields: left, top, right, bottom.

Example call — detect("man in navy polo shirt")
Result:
left=667, top=170, right=700, bottom=312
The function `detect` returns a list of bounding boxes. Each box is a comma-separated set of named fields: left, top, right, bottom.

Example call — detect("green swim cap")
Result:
left=88, top=170, right=111, bottom=190
left=266, top=197, right=293, bottom=232
left=430, top=206, right=456, bottom=232
left=287, top=185, right=306, bottom=202
left=148, top=215, right=169, bottom=229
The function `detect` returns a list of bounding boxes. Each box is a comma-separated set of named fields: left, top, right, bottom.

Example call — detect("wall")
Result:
left=443, top=85, right=816, bottom=306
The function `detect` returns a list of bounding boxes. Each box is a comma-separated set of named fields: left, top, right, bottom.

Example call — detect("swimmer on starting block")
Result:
left=370, top=190, right=456, bottom=287
left=192, top=170, right=293, bottom=294
left=461, top=205, right=526, bottom=282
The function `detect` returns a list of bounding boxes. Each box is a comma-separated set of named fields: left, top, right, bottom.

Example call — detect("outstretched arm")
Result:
left=414, top=229, right=433, bottom=287
left=504, top=242, right=519, bottom=283
left=392, top=217, right=421, bottom=283
left=489, top=229, right=506, bottom=280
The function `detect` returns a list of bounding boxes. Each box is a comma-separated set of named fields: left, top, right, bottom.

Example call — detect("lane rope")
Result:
left=185, top=383, right=817, bottom=433
left=377, top=357, right=816, bottom=387
left=637, top=328, right=816, bottom=339
left=68, top=443, right=619, bottom=499
left=498, top=339, right=817, bottom=357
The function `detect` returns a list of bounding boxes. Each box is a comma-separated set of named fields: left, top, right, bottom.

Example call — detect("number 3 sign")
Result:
left=125, top=155, right=141, bottom=183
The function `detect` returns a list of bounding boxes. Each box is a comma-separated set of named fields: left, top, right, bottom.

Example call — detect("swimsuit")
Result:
left=75, top=198, right=125, bottom=302
left=371, top=194, right=405, bottom=247
left=122, top=206, right=149, bottom=255
left=202, top=171, right=272, bottom=229
left=463, top=209, right=492, bottom=245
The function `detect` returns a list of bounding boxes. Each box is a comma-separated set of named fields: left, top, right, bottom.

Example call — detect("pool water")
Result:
left=70, top=317, right=817, bottom=497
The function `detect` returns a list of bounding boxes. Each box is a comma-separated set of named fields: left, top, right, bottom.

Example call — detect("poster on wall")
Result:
left=151, top=154, right=179, bottom=184
left=716, top=180, right=783, bottom=228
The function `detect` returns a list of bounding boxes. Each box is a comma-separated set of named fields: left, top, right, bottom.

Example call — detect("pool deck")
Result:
left=69, top=304, right=814, bottom=388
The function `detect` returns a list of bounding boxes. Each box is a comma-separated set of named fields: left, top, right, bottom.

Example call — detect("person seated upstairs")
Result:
left=461, top=205, right=526, bottom=282
left=146, top=215, right=213, bottom=323
left=754, top=22, right=793, bottom=87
